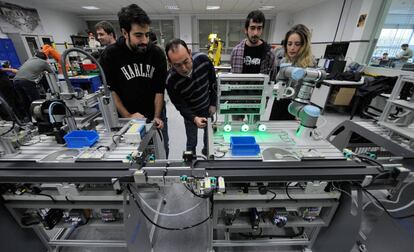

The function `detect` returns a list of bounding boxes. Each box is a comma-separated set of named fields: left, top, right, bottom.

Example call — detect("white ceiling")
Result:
left=389, top=0, right=414, bottom=15
left=11, top=0, right=330, bottom=16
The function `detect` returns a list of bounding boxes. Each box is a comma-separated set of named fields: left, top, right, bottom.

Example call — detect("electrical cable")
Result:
left=126, top=184, right=213, bottom=231
left=266, top=189, right=277, bottom=203
left=362, top=182, right=414, bottom=210
left=361, top=188, right=414, bottom=219
left=30, top=192, right=56, bottom=203
left=0, top=95, right=27, bottom=126
left=285, top=183, right=296, bottom=201
left=0, top=120, right=15, bottom=137
left=356, top=154, right=385, bottom=172
left=135, top=189, right=204, bottom=217
left=112, top=134, right=121, bottom=145
left=156, top=128, right=163, bottom=142
left=65, top=195, right=75, bottom=204
left=332, top=182, right=358, bottom=208
left=363, top=170, right=393, bottom=188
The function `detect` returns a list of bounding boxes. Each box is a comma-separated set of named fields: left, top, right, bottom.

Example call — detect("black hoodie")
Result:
left=99, top=36, right=167, bottom=119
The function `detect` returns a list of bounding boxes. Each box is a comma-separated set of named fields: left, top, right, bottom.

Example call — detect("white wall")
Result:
left=0, top=0, right=87, bottom=44
left=293, top=0, right=345, bottom=43
left=270, top=12, right=291, bottom=44
left=289, top=0, right=385, bottom=62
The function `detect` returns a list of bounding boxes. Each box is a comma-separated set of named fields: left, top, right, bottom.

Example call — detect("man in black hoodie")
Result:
left=100, top=4, right=169, bottom=153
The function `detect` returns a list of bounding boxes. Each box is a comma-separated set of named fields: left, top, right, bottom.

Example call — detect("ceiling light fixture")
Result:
left=165, top=5, right=180, bottom=10
left=206, top=6, right=220, bottom=10
left=82, top=6, right=100, bottom=10
left=259, top=6, right=275, bottom=10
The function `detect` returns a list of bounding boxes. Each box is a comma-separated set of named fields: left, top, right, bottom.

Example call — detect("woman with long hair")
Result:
left=270, top=24, right=314, bottom=120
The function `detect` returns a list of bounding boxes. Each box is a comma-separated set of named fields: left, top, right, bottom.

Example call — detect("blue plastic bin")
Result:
left=230, top=136, right=260, bottom=156
left=64, top=130, right=99, bottom=148
left=69, top=75, right=101, bottom=93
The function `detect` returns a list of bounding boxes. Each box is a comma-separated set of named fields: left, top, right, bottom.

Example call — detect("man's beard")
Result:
left=128, top=37, right=147, bottom=54
left=248, top=35, right=260, bottom=45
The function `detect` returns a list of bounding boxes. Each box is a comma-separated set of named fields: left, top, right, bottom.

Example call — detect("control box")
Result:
left=124, top=122, right=146, bottom=144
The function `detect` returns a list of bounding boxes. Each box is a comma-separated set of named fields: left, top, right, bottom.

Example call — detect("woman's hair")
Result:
left=283, top=24, right=313, bottom=67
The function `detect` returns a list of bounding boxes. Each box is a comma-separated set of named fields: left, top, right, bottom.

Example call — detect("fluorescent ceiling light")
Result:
left=206, top=6, right=220, bottom=10
left=259, top=6, right=275, bottom=10
left=165, top=5, right=179, bottom=10
left=82, top=6, right=99, bottom=10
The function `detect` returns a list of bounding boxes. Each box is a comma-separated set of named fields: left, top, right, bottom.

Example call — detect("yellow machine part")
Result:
left=208, top=33, right=223, bottom=66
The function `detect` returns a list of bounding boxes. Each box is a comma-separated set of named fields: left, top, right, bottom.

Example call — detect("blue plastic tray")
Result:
left=230, top=136, right=260, bottom=156
left=64, top=130, right=99, bottom=148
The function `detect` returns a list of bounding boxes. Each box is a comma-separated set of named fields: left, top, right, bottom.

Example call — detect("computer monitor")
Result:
left=324, top=42, right=350, bottom=60
left=70, top=35, right=89, bottom=48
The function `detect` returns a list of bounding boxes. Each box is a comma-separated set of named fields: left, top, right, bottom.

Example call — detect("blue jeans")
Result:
left=184, top=118, right=207, bottom=155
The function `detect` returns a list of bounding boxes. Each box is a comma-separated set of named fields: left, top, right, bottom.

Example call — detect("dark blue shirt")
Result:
left=166, top=52, right=217, bottom=121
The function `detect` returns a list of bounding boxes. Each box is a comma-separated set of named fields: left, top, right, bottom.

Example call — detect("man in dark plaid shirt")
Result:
left=230, top=10, right=275, bottom=78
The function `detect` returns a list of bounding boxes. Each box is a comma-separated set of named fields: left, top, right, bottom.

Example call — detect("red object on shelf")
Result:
left=83, top=63, right=97, bottom=71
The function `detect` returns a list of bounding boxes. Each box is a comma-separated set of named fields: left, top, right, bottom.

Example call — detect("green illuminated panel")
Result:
left=214, top=130, right=295, bottom=145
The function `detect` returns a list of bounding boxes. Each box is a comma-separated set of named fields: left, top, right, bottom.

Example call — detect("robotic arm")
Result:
left=207, top=34, right=223, bottom=66
left=275, top=66, right=326, bottom=137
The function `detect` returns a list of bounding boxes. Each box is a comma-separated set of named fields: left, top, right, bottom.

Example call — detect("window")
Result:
left=368, top=0, right=414, bottom=68
left=372, top=28, right=413, bottom=57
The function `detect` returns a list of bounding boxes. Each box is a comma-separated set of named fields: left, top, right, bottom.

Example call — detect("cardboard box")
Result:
left=329, top=87, right=356, bottom=106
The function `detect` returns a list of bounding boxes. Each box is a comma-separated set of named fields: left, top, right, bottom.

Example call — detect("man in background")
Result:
left=230, top=10, right=274, bottom=76
left=95, top=21, right=116, bottom=47
left=13, top=51, right=53, bottom=118
left=87, top=31, right=101, bottom=49
left=397, top=43, right=413, bottom=63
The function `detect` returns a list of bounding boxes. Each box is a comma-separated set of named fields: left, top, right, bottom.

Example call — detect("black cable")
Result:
left=266, top=189, right=277, bottom=203
left=127, top=184, right=212, bottom=231
left=361, top=188, right=414, bottom=220
left=31, top=192, right=56, bottom=203
left=356, top=154, right=385, bottom=172
left=156, top=128, right=163, bottom=142
left=112, top=134, right=121, bottom=145
left=363, top=171, right=392, bottom=188
left=96, top=145, right=110, bottom=151
left=65, top=195, right=75, bottom=204
left=285, top=183, right=296, bottom=201
left=0, top=120, right=15, bottom=137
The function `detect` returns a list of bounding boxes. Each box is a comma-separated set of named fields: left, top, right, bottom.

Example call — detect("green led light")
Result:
left=223, top=124, right=232, bottom=132
left=258, top=124, right=266, bottom=132
left=241, top=124, right=249, bottom=132
left=295, top=125, right=305, bottom=137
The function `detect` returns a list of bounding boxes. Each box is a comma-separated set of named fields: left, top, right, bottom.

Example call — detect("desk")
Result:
left=310, top=77, right=365, bottom=113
